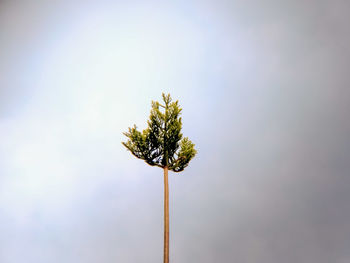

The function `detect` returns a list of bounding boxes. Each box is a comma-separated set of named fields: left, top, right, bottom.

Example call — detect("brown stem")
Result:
left=163, top=166, right=169, bottom=263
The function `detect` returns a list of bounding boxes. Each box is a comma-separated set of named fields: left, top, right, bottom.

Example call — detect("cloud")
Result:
left=1, top=0, right=350, bottom=262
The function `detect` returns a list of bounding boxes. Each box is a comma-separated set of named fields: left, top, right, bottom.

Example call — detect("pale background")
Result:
left=1, top=1, right=349, bottom=262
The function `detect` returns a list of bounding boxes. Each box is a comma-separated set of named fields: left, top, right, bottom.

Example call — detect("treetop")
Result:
left=122, top=93, right=196, bottom=172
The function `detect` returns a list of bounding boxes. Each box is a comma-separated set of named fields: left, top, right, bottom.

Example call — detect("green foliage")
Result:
left=122, top=93, right=197, bottom=172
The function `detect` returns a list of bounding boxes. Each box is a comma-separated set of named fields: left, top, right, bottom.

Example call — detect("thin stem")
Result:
left=163, top=166, right=169, bottom=263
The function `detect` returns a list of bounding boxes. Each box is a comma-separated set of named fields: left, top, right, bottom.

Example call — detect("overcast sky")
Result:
left=1, top=1, right=350, bottom=262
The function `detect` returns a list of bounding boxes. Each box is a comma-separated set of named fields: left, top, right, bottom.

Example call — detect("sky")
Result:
left=0, top=0, right=350, bottom=262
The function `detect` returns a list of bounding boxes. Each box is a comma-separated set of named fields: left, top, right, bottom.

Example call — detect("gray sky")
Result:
left=1, top=1, right=350, bottom=262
